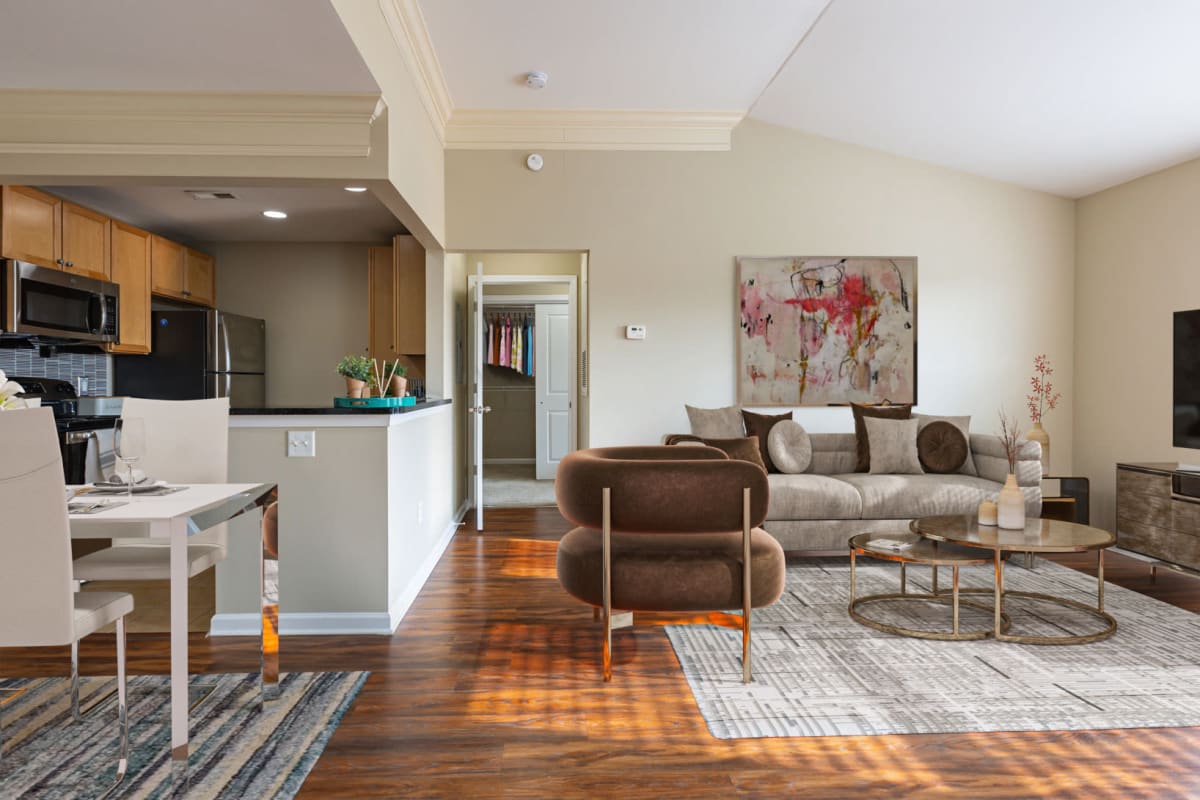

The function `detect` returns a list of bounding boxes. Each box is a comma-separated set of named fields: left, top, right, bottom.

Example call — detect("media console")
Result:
left=1116, top=463, right=1200, bottom=574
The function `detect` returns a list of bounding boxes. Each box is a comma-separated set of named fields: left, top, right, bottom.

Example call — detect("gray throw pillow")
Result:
left=916, top=414, right=977, bottom=476
left=685, top=404, right=744, bottom=439
left=864, top=416, right=925, bottom=475
left=767, top=420, right=812, bottom=474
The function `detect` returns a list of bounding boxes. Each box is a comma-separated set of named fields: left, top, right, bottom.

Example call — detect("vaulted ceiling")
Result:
left=0, top=1, right=1196, bottom=198
left=418, top=0, right=1200, bottom=197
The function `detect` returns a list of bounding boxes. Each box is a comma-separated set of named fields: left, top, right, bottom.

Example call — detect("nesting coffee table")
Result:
left=910, top=515, right=1118, bottom=645
left=849, top=532, right=1013, bottom=640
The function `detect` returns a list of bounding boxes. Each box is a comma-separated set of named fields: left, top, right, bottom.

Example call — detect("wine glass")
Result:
left=113, top=418, right=146, bottom=499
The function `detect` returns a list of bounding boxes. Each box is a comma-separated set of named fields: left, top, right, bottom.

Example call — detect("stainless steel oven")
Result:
left=2, top=260, right=118, bottom=342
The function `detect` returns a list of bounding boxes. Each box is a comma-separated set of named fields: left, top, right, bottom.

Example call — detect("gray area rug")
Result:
left=666, top=557, right=1200, bottom=739
left=0, top=671, right=366, bottom=798
left=483, top=463, right=557, bottom=507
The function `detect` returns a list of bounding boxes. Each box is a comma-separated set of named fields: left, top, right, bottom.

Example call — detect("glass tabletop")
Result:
left=850, top=531, right=995, bottom=565
left=910, top=514, right=1116, bottom=553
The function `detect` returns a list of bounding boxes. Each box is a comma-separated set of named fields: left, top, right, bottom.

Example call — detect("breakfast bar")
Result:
left=218, top=399, right=457, bottom=637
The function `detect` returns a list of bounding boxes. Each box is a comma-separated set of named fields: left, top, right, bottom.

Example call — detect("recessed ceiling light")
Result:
left=344, top=186, right=368, bottom=193
left=262, top=210, right=288, bottom=219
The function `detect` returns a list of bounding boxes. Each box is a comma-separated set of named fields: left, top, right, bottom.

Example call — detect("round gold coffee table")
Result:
left=910, top=515, right=1117, bottom=645
left=848, top=532, right=1011, bottom=641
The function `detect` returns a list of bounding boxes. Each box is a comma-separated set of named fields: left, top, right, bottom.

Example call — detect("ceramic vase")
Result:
left=997, top=473, right=1026, bottom=530
left=344, top=377, right=367, bottom=399
left=1026, top=422, right=1050, bottom=476
left=388, top=375, right=408, bottom=398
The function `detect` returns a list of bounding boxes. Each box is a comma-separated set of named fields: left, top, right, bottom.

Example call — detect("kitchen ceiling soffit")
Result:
left=0, top=90, right=385, bottom=160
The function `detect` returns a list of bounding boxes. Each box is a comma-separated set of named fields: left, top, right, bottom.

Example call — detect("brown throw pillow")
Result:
left=917, top=420, right=969, bottom=474
left=741, top=410, right=793, bottom=473
left=701, top=436, right=767, bottom=472
left=851, top=403, right=912, bottom=472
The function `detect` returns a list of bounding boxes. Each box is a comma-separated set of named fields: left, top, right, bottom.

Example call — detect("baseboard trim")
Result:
left=386, top=505, right=465, bottom=631
left=209, top=611, right=395, bottom=637
left=484, top=458, right=535, bottom=465
left=211, top=502, right=470, bottom=637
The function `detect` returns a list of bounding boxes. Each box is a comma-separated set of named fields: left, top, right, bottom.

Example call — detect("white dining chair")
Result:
left=0, top=407, right=132, bottom=787
left=72, top=397, right=230, bottom=582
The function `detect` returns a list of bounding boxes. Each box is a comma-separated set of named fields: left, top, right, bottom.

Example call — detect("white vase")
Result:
left=1026, top=422, right=1050, bottom=476
left=997, top=473, right=1026, bottom=530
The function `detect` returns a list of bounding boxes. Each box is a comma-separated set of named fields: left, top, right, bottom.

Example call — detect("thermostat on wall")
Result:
left=625, top=325, right=646, bottom=340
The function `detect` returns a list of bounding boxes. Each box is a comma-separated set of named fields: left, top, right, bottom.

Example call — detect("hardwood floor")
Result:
left=5, top=507, right=1200, bottom=797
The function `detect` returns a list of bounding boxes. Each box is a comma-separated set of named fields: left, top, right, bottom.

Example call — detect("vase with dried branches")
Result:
left=1026, top=354, right=1062, bottom=476
left=997, top=410, right=1027, bottom=530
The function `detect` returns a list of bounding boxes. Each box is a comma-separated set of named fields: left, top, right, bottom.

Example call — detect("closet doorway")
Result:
left=467, top=269, right=581, bottom=524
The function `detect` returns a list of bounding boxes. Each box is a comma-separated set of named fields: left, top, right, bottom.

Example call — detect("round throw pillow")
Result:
left=917, top=420, right=969, bottom=474
left=767, top=420, right=812, bottom=474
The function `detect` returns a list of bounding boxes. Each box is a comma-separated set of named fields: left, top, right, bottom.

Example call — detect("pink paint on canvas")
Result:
left=737, top=257, right=916, bottom=405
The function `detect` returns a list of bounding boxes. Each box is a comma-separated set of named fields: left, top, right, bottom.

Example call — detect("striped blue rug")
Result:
left=0, top=671, right=367, bottom=799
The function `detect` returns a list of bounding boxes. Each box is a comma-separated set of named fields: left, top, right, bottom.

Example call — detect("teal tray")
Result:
left=335, top=396, right=416, bottom=409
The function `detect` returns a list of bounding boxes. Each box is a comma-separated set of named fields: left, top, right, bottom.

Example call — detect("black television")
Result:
left=1175, top=309, right=1200, bottom=449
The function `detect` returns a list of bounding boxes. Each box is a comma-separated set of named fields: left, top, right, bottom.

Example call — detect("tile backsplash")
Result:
left=0, top=349, right=110, bottom=395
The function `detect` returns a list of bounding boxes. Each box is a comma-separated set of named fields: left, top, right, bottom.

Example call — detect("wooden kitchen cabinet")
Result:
left=150, top=234, right=185, bottom=298
left=150, top=235, right=214, bottom=307
left=61, top=201, right=111, bottom=280
left=368, top=245, right=395, bottom=361
left=393, top=235, right=425, bottom=355
left=1, top=185, right=61, bottom=268
left=106, top=221, right=153, bottom=355
left=184, top=247, right=216, bottom=307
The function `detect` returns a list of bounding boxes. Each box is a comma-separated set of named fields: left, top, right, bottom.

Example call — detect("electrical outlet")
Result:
left=287, top=431, right=316, bottom=458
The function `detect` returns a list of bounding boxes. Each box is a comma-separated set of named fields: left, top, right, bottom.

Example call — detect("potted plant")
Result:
left=383, top=361, right=408, bottom=398
left=336, top=355, right=372, bottom=399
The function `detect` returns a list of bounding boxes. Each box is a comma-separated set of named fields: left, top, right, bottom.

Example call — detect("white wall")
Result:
left=220, top=405, right=459, bottom=634
left=210, top=241, right=372, bottom=408
left=1075, top=155, right=1200, bottom=530
left=446, top=120, right=1077, bottom=459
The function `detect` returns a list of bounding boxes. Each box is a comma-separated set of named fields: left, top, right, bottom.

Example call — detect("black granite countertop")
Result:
left=230, top=398, right=452, bottom=415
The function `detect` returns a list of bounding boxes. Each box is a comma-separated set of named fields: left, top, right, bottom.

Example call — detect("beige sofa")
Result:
left=671, top=432, right=1042, bottom=552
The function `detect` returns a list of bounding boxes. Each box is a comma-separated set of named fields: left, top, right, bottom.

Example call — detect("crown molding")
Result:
left=445, top=109, right=744, bottom=151
left=0, top=90, right=381, bottom=158
left=378, top=0, right=453, bottom=143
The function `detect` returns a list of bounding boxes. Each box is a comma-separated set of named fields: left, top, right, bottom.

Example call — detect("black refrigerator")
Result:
left=115, top=310, right=266, bottom=408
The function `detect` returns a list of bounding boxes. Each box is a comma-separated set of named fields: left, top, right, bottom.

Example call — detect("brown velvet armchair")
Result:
left=555, top=446, right=785, bottom=682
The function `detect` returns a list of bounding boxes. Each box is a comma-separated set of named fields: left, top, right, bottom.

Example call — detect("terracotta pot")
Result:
left=997, top=473, right=1026, bottom=530
left=344, top=377, right=367, bottom=399
left=388, top=375, right=408, bottom=398
left=1026, top=421, right=1050, bottom=476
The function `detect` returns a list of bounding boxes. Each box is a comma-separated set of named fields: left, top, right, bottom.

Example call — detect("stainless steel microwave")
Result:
left=2, top=260, right=119, bottom=343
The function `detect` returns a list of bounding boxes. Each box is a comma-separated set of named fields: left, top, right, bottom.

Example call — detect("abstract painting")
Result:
left=738, top=256, right=916, bottom=406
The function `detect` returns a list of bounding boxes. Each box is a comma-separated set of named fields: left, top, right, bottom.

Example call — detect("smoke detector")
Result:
left=525, top=71, right=548, bottom=90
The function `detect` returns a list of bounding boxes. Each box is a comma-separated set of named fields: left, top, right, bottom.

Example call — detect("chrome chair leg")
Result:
left=97, top=617, right=130, bottom=800
left=70, top=640, right=81, bottom=722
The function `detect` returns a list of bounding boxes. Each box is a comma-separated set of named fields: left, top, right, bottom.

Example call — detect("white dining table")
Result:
left=68, top=482, right=277, bottom=767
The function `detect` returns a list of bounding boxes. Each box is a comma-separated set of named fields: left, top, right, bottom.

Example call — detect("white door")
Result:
left=535, top=303, right=573, bottom=480
left=470, top=264, right=488, bottom=529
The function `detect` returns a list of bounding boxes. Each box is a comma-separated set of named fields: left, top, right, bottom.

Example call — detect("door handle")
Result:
left=468, top=405, right=492, bottom=414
